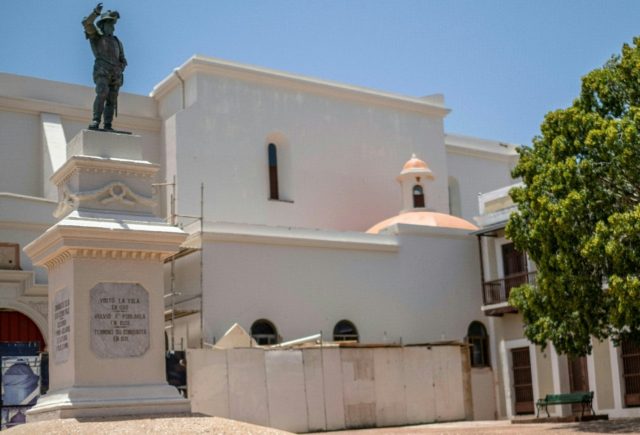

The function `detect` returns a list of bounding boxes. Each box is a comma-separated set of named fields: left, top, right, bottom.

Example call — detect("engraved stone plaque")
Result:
left=53, top=287, right=71, bottom=364
left=90, top=283, right=149, bottom=358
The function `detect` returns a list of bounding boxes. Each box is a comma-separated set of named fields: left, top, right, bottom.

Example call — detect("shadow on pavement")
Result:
left=553, top=418, right=640, bottom=434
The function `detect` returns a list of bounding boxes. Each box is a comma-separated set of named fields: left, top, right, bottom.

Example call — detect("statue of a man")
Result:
left=82, top=3, right=127, bottom=131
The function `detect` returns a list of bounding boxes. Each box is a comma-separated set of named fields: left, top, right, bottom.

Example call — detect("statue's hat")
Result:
left=97, top=10, right=120, bottom=24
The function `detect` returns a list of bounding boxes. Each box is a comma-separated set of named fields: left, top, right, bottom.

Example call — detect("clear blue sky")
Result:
left=1, top=1, right=638, bottom=146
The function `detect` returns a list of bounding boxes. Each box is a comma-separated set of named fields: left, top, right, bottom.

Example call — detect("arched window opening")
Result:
left=412, top=185, right=425, bottom=208
left=251, top=319, right=278, bottom=345
left=467, top=321, right=489, bottom=367
left=448, top=176, right=461, bottom=217
left=333, top=320, right=359, bottom=342
left=268, top=143, right=279, bottom=200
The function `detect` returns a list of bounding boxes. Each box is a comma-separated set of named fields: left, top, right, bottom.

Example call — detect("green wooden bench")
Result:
left=536, top=391, right=594, bottom=418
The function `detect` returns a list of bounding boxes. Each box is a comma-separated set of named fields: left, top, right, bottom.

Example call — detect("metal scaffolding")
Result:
left=153, top=177, right=204, bottom=351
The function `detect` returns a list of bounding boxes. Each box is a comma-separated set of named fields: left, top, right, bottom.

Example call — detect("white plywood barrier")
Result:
left=403, top=346, right=436, bottom=424
left=321, top=347, right=346, bottom=430
left=265, top=350, right=309, bottom=432
left=301, top=349, right=327, bottom=432
left=374, top=348, right=407, bottom=426
left=433, top=345, right=466, bottom=421
left=187, top=344, right=474, bottom=432
left=471, top=368, right=496, bottom=420
left=341, top=348, right=377, bottom=428
left=187, top=349, right=229, bottom=417
left=227, top=348, right=270, bottom=426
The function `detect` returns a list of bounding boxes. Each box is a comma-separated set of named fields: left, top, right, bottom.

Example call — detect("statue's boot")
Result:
left=104, top=98, right=114, bottom=130
left=90, top=94, right=106, bottom=130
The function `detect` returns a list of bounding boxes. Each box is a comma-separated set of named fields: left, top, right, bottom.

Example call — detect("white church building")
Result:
left=3, top=55, right=638, bottom=425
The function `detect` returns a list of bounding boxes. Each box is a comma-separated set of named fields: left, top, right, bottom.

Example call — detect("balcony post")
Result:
left=477, top=235, right=487, bottom=305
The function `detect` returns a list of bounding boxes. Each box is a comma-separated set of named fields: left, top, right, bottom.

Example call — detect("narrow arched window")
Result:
left=467, top=321, right=489, bottom=367
left=251, top=319, right=278, bottom=345
left=268, top=144, right=279, bottom=200
left=412, top=185, right=425, bottom=208
left=333, top=320, right=359, bottom=342
left=448, top=176, right=461, bottom=217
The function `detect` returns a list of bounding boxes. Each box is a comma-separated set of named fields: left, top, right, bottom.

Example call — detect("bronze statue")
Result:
left=82, top=3, right=127, bottom=131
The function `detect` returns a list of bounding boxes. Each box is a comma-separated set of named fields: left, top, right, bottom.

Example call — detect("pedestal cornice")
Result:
left=24, top=216, right=186, bottom=271
left=51, top=156, right=159, bottom=187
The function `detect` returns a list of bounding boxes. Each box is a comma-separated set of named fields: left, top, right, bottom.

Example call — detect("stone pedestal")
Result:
left=24, top=130, right=190, bottom=420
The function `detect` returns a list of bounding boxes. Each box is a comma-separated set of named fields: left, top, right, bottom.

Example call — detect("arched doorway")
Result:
left=0, top=309, right=46, bottom=351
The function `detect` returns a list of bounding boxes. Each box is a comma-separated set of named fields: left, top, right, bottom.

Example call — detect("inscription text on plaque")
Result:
left=54, top=287, right=71, bottom=364
left=90, top=282, right=149, bottom=358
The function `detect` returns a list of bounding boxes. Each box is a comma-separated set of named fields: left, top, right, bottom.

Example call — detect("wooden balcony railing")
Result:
left=483, top=271, right=537, bottom=306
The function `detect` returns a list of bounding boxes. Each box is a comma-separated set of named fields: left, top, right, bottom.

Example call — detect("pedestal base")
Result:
left=26, top=384, right=190, bottom=421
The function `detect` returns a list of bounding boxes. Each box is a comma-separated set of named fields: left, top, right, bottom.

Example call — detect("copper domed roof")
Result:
left=366, top=211, right=478, bottom=234
left=402, top=154, right=428, bottom=171
left=400, top=153, right=433, bottom=178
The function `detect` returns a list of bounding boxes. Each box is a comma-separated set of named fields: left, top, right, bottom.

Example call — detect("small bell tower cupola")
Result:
left=396, top=153, right=434, bottom=213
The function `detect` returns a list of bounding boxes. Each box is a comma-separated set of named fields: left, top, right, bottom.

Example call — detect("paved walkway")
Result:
left=7, top=416, right=640, bottom=434
left=315, top=418, right=640, bottom=434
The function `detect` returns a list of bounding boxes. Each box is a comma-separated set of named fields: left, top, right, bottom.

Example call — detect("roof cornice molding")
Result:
left=0, top=95, right=161, bottom=132
left=0, top=221, right=52, bottom=232
left=0, top=269, right=46, bottom=297
left=0, top=194, right=57, bottom=228
left=445, top=133, right=519, bottom=161
left=151, top=56, right=451, bottom=118
left=0, top=192, right=56, bottom=205
left=183, top=221, right=399, bottom=253
left=445, top=143, right=518, bottom=162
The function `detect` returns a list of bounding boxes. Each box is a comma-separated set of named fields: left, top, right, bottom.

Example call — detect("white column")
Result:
left=549, top=344, right=570, bottom=416
left=499, top=339, right=513, bottom=418
left=609, top=339, right=623, bottom=411
left=586, top=343, right=598, bottom=412
left=40, top=113, right=67, bottom=201
left=487, top=317, right=504, bottom=419
left=529, top=344, right=540, bottom=405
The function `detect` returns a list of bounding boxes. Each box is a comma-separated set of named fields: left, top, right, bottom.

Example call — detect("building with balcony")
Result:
left=474, top=183, right=534, bottom=315
left=474, top=184, right=640, bottom=419
left=12, top=52, right=640, bottom=425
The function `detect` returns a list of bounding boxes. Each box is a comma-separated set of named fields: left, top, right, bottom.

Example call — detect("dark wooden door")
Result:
left=622, top=339, right=640, bottom=407
left=502, top=243, right=527, bottom=276
left=512, top=347, right=535, bottom=414
left=502, top=243, right=528, bottom=296
left=568, top=355, right=590, bottom=414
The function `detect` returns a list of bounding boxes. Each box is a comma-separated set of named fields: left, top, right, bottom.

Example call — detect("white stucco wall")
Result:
left=156, top=59, right=452, bottom=232
left=0, top=194, right=56, bottom=283
left=0, top=110, right=42, bottom=197
left=447, top=148, right=516, bottom=222
left=188, top=223, right=482, bottom=346
left=0, top=73, right=162, bottom=204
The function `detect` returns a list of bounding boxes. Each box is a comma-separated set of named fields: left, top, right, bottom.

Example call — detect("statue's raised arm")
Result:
left=82, top=3, right=103, bottom=39
left=81, top=3, right=126, bottom=132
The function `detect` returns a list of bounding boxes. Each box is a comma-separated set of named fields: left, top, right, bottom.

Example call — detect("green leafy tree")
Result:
left=506, top=37, right=640, bottom=356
